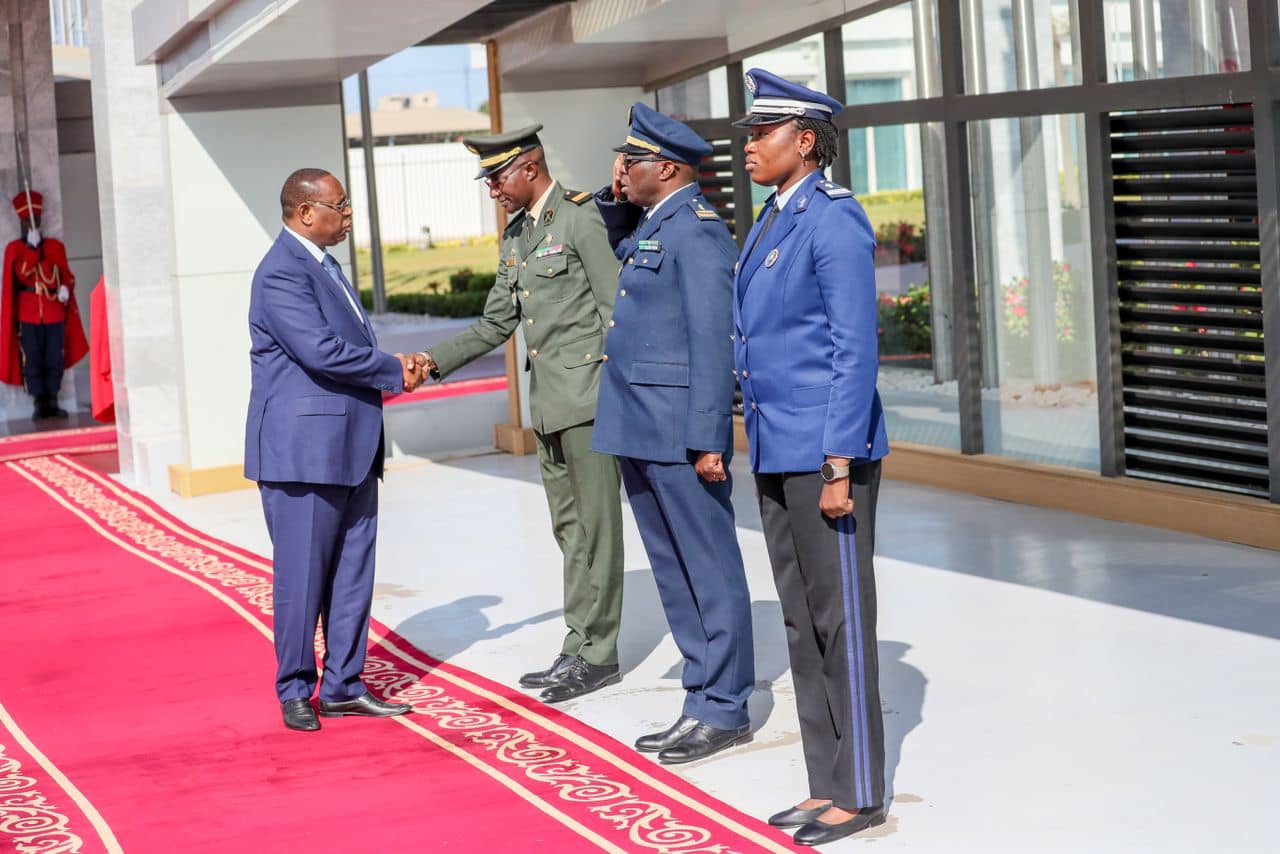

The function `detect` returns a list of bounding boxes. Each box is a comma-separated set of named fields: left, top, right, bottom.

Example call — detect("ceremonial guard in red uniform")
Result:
left=1, top=191, right=88, bottom=418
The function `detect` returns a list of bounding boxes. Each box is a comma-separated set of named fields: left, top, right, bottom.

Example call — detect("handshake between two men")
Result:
left=392, top=351, right=437, bottom=393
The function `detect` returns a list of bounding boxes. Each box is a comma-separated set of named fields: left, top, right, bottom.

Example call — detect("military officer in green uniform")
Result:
left=418, top=125, right=625, bottom=702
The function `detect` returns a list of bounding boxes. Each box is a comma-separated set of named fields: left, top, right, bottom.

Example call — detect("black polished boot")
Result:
left=539, top=658, right=620, bottom=703
left=657, top=722, right=751, bottom=764
left=519, top=653, right=576, bottom=689
left=635, top=715, right=700, bottom=753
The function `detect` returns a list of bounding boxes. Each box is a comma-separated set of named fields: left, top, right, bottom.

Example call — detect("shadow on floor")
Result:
left=391, top=594, right=560, bottom=664
left=439, top=452, right=1280, bottom=642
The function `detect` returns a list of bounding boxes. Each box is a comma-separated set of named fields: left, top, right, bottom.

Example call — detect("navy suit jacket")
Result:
left=244, top=230, right=403, bottom=486
left=734, top=171, right=889, bottom=473
left=591, top=183, right=739, bottom=463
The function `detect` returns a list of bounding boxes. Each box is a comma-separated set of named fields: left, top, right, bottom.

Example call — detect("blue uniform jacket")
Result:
left=244, top=231, right=403, bottom=486
left=734, top=171, right=889, bottom=473
left=591, top=183, right=739, bottom=463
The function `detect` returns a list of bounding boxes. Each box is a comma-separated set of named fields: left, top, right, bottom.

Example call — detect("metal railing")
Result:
left=50, top=0, right=88, bottom=47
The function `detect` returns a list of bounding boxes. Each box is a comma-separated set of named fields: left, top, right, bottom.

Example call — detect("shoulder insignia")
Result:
left=816, top=181, right=852, bottom=199
left=564, top=189, right=592, bottom=205
left=690, top=199, right=721, bottom=220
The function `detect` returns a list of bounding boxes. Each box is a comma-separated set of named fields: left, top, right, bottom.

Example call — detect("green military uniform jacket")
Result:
left=430, top=182, right=621, bottom=434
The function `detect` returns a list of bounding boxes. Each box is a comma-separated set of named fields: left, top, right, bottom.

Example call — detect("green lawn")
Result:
left=355, top=239, right=497, bottom=295
left=356, top=188, right=926, bottom=298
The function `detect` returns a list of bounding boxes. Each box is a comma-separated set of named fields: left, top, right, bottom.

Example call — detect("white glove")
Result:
left=25, top=227, right=41, bottom=248
left=57, top=285, right=69, bottom=304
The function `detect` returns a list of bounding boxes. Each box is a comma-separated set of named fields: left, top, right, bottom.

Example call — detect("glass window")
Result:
left=969, top=114, right=1099, bottom=469
left=656, top=67, right=729, bottom=121
left=964, top=0, right=1080, bottom=93
left=842, top=2, right=934, bottom=102
left=1104, top=0, right=1249, bottom=80
left=744, top=34, right=827, bottom=208
left=743, top=33, right=826, bottom=97
left=862, top=122, right=962, bottom=451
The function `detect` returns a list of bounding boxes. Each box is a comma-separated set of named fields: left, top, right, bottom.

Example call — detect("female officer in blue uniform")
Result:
left=732, top=68, right=890, bottom=846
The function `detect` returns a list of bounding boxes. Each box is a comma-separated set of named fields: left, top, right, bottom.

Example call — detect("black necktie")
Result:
left=746, top=203, right=778, bottom=262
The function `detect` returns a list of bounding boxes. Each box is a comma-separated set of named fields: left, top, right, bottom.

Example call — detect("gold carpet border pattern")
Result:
left=0, top=741, right=83, bottom=854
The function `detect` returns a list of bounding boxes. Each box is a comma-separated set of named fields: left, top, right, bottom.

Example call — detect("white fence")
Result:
left=346, top=142, right=497, bottom=247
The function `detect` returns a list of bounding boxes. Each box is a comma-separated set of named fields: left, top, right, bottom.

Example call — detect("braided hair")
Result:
left=794, top=117, right=839, bottom=169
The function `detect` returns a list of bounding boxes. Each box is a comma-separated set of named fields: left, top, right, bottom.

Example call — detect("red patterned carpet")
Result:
left=0, top=439, right=799, bottom=852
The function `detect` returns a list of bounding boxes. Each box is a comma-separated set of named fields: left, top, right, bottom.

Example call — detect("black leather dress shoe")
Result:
left=539, top=658, right=620, bottom=703
left=281, top=698, right=320, bottom=732
left=635, top=715, right=700, bottom=753
left=519, top=654, right=576, bottom=689
left=793, top=808, right=886, bottom=846
left=767, top=802, right=832, bottom=828
left=318, top=693, right=412, bottom=718
left=657, top=722, right=751, bottom=764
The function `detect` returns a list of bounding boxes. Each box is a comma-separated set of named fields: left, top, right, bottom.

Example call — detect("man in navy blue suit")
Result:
left=593, top=104, right=755, bottom=764
left=245, top=168, right=421, bottom=732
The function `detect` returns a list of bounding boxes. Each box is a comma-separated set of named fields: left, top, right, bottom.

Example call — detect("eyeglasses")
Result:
left=484, top=160, right=531, bottom=190
left=622, top=156, right=665, bottom=171
left=308, top=198, right=352, bottom=213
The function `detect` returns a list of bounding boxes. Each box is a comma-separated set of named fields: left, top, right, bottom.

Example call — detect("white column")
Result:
left=86, top=0, right=184, bottom=490
left=162, top=98, right=348, bottom=475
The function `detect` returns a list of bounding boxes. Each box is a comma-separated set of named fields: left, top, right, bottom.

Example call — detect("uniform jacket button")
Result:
left=607, top=319, right=616, bottom=327
left=742, top=370, right=749, bottom=379
left=619, top=289, right=627, bottom=296
left=527, top=318, right=534, bottom=326
left=602, top=354, right=609, bottom=361
left=530, top=349, right=538, bottom=357
left=523, top=290, right=530, bottom=297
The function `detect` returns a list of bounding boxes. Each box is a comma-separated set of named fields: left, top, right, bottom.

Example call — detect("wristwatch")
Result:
left=820, top=461, right=851, bottom=483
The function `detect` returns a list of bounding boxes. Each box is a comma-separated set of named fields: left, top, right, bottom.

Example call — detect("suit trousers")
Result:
left=756, top=461, right=884, bottom=811
left=536, top=421, right=624, bottom=667
left=260, top=466, right=380, bottom=703
left=620, top=457, right=754, bottom=730
left=19, top=321, right=64, bottom=398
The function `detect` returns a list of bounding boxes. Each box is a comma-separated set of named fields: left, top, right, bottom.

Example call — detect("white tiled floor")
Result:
left=152, top=450, right=1280, bottom=852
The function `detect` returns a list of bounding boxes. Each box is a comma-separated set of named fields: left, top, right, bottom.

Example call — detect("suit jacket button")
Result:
left=742, top=370, right=749, bottom=379
left=627, top=258, right=634, bottom=264
left=750, top=401, right=757, bottom=410
left=619, top=289, right=627, bottom=296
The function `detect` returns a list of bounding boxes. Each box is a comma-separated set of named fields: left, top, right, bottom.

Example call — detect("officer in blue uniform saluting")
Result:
left=733, top=69, right=890, bottom=845
left=592, top=103, right=755, bottom=764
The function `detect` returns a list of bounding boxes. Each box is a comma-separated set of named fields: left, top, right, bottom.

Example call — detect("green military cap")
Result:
left=462, top=124, right=544, bottom=179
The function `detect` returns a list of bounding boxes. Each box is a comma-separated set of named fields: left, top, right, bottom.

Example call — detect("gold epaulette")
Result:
left=564, top=189, right=593, bottom=205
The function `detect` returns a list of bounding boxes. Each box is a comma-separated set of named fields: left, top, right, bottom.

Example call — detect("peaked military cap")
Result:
left=612, top=102, right=712, bottom=166
left=462, top=124, right=544, bottom=178
left=733, top=68, right=843, bottom=127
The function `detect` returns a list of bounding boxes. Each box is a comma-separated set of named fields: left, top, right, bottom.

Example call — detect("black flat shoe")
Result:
left=281, top=698, right=320, bottom=732
left=519, top=653, right=576, bottom=689
left=657, top=722, right=751, bottom=764
left=793, top=808, right=886, bottom=846
left=635, top=715, right=700, bottom=753
left=539, top=658, right=620, bottom=703
left=767, top=802, right=832, bottom=828
left=318, top=693, right=411, bottom=717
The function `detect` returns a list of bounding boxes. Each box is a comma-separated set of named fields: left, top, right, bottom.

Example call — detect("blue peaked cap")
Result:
left=613, top=102, right=712, bottom=165
left=733, top=67, right=843, bottom=126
